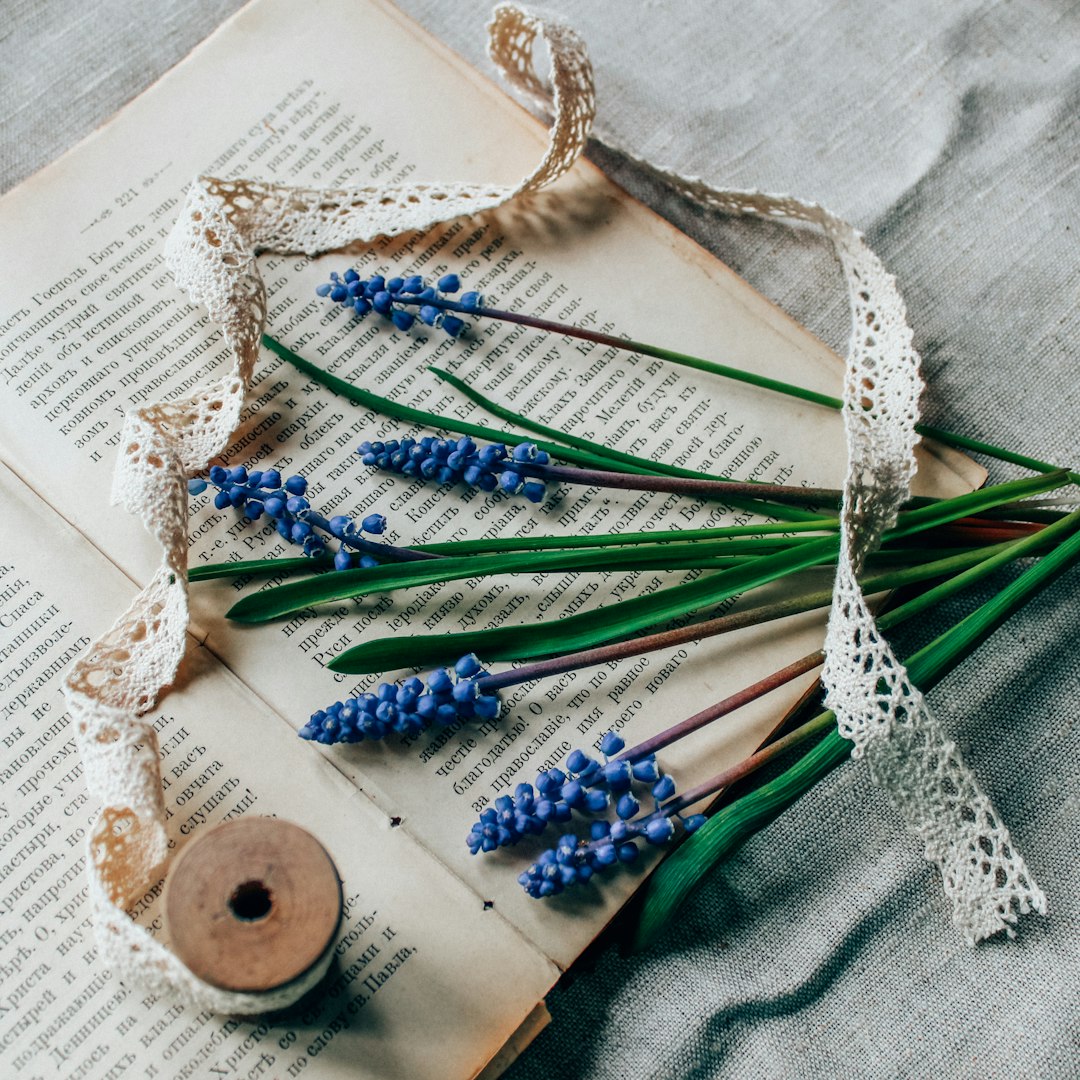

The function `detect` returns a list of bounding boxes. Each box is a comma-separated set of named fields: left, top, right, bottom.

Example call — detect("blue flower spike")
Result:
left=316, top=269, right=481, bottom=338
left=303, top=653, right=502, bottom=747
left=358, top=435, right=550, bottom=505
left=465, top=725, right=708, bottom=899
left=189, top=463, right=390, bottom=570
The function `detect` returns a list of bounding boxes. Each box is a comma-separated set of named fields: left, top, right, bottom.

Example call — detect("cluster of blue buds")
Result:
left=466, top=731, right=704, bottom=874
left=358, top=436, right=550, bottom=504
left=299, top=654, right=500, bottom=744
left=462, top=730, right=707, bottom=898
left=189, top=465, right=387, bottom=570
left=316, top=270, right=481, bottom=338
left=517, top=806, right=708, bottom=900
left=467, top=731, right=661, bottom=853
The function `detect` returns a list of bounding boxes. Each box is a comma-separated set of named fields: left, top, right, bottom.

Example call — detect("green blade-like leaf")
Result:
left=226, top=538, right=821, bottom=623
left=631, top=508, right=1080, bottom=949
left=266, top=334, right=826, bottom=523
left=327, top=472, right=1068, bottom=672
left=189, top=519, right=841, bottom=581
left=328, top=535, right=841, bottom=670
left=189, top=555, right=332, bottom=581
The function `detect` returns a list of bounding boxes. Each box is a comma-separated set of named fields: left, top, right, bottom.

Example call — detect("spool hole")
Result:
left=228, top=880, right=273, bottom=921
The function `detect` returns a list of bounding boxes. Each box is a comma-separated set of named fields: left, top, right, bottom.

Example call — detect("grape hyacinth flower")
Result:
left=316, top=269, right=481, bottom=338
left=465, top=730, right=704, bottom=872
left=189, top=464, right=422, bottom=569
left=357, top=436, right=549, bottom=503
left=300, top=653, right=501, bottom=744
left=514, top=759, right=708, bottom=898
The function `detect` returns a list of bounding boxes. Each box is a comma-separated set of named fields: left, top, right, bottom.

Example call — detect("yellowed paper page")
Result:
left=0, top=1, right=984, bottom=1075
left=0, top=460, right=556, bottom=1078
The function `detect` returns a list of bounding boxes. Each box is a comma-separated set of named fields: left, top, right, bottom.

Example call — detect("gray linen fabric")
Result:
left=4, top=1, right=1077, bottom=1077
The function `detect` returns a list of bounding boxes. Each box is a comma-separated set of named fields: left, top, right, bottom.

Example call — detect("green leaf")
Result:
left=226, top=538, right=824, bottom=623
left=326, top=472, right=1069, bottom=672
left=328, top=535, right=841, bottom=670
left=188, top=555, right=332, bottom=581
left=265, top=334, right=826, bottom=523
left=630, top=507, right=1080, bottom=949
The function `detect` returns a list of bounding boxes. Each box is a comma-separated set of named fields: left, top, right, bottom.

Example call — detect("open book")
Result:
left=0, top=1, right=982, bottom=1077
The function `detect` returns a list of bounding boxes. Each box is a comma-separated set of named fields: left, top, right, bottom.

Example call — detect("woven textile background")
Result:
left=3, top=1, right=1077, bottom=1076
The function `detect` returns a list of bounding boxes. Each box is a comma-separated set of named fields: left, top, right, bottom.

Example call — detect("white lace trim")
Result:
left=62, top=1, right=1042, bottom=1012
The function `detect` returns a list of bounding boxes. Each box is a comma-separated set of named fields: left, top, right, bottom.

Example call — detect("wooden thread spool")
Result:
left=164, top=817, right=342, bottom=996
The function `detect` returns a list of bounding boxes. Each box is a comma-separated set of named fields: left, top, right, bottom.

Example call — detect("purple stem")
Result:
left=518, top=461, right=843, bottom=509
left=475, top=589, right=835, bottom=696
left=573, top=706, right=834, bottom=861
left=617, top=649, right=825, bottom=765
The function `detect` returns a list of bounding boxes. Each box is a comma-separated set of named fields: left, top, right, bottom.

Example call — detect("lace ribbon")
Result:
left=62, top=1, right=1042, bottom=1012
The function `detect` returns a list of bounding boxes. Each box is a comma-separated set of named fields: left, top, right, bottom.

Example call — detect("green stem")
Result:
left=631, top=509, right=1080, bottom=948
left=227, top=539, right=823, bottom=624
left=325, top=472, right=1066, bottom=671
left=420, top=300, right=1066, bottom=475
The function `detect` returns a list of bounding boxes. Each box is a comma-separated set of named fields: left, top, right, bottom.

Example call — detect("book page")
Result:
left=0, top=459, right=556, bottom=1079
left=0, top=0, right=984, bottom=1056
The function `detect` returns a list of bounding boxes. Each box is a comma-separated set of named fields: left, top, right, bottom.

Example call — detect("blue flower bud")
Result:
left=601, top=760, right=633, bottom=793
left=499, top=470, right=523, bottom=494
left=595, top=843, right=617, bottom=866
left=684, top=814, right=707, bottom=833
left=362, top=513, right=386, bottom=534
left=631, top=758, right=660, bottom=783
left=561, top=780, right=585, bottom=808
left=284, top=475, right=307, bottom=495
left=454, top=653, right=483, bottom=679
left=187, top=478, right=208, bottom=495
left=584, top=789, right=609, bottom=813
left=566, top=749, right=593, bottom=774
left=437, top=273, right=460, bottom=293
left=652, top=775, right=677, bottom=803
left=427, top=668, right=453, bottom=694
left=645, top=817, right=675, bottom=845
left=441, top=315, right=465, bottom=338
left=600, top=731, right=625, bottom=757
left=452, top=680, right=478, bottom=704
left=474, top=694, right=500, bottom=719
